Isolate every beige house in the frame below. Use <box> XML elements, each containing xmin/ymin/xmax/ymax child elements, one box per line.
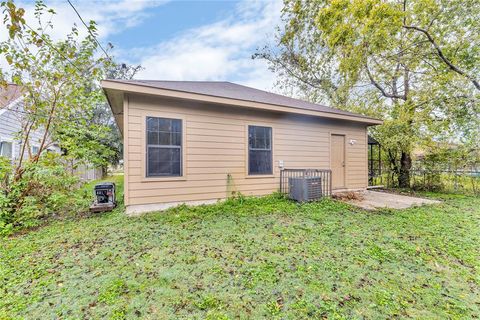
<box><xmin>102</xmin><ymin>80</ymin><xmax>382</xmax><ymax>214</ymax></box>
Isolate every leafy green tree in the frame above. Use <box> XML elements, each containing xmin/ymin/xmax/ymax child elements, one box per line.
<box><xmin>56</xmin><ymin>63</ymin><xmax>143</xmax><ymax>173</ymax></box>
<box><xmin>91</xmin><ymin>63</ymin><xmax>143</xmax><ymax>167</ymax></box>
<box><xmin>0</xmin><ymin>0</ymin><xmax>113</xmax><ymax>174</ymax></box>
<box><xmin>0</xmin><ymin>0</ymin><xmax>123</xmax><ymax>229</ymax></box>
<box><xmin>256</xmin><ymin>0</ymin><xmax>479</xmax><ymax>187</ymax></box>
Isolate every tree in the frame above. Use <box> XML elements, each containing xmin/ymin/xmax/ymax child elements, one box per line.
<box><xmin>0</xmin><ymin>0</ymin><xmax>118</xmax><ymax>225</ymax></box>
<box><xmin>57</xmin><ymin>63</ymin><xmax>143</xmax><ymax>173</ymax></box>
<box><xmin>256</xmin><ymin>0</ymin><xmax>479</xmax><ymax>187</ymax></box>
<box><xmin>1</xmin><ymin>0</ymin><xmax>114</xmax><ymax>173</ymax></box>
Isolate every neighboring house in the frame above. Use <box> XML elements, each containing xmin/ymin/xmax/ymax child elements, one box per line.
<box><xmin>0</xmin><ymin>84</ymin><xmax>101</xmax><ymax>181</ymax></box>
<box><xmin>0</xmin><ymin>84</ymin><xmax>48</xmax><ymax>161</ymax></box>
<box><xmin>102</xmin><ymin>80</ymin><xmax>382</xmax><ymax>214</ymax></box>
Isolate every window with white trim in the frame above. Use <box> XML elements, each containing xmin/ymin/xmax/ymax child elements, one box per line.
<box><xmin>248</xmin><ymin>125</ymin><xmax>272</xmax><ymax>175</ymax></box>
<box><xmin>146</xmin><ymin>117</ymin><xmax>182</xmax><ymax>177</ymax></box>
<box><xmin>0</xmin><ymin>141</ymin><xmax>13</xmax><ymax>159</ymax></box>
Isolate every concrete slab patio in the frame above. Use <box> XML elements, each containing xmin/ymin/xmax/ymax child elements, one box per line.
<box><xmin>347</xmin><ymin>190</ymin><xmax>441</xmax><ymax>210</ymax></box>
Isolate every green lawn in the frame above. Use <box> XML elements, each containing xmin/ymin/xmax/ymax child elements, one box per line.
<box><xmin>1</xmin><ymin>176</ymin><xmax>479</xmax><ymax>319</ymax></box>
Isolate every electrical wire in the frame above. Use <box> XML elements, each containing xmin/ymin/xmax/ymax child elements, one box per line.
<box><xmin>23</xmin><ymin>23</ymin><xmax>86</xmax><ymax>74</ymax></box>
<box><xmin>67</xmin><ymin>0</ymin><xmax>112</xmax><ymax>61</ymax></box>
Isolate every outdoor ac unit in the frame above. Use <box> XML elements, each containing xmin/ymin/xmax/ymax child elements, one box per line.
<box><xmin>288</xmin><ymin>176</ymin><xmax>322</xmax><ymax>202</ymax></box>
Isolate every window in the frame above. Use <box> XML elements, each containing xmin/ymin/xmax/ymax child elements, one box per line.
<box><xmin>146</xmin><ymin>117</ymin><xmax>182</xmax><ymax>177</ymax></box>
<box><xmin>32</xmin><ymin>146</ymin><xmax>39</xmax><ymax>155</ymax></box>
<box><xmin>0</xmin><ymin>141</ymin><xmax>13</xmax><ymax>159</ymax></box>
<box><xmin>248</xmin><ymin>125</ymin><xmax>272</xmax><ymax>175</ymax></box>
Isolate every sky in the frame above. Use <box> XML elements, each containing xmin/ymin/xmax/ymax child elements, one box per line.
<box><xmin>1</xmin><ymin>0</ymin><xmax>283</xmax><ymax>91</ymax></box>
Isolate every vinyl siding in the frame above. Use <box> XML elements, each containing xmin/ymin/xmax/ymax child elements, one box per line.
<box><xmin>125</xmin><ymin>93</ymin><xmax>368</xmax><ymax>206</ymax></box>
<box><xmin>0</xmin><ymin>104</ymin><xmax>45</xmax><ymax>160</ymax></box>
<box><xmin>0</xmin><ymin>101</ymin><xmax>101</xmax><ymax>181</ymax></box>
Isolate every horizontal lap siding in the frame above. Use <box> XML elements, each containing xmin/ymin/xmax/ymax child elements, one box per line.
<box><xmin>125</xmin><ymin>94</ymin><xmax>368</xmax><ymax>206</ymax></box>
<box><xmin>1</xmin><ymin>108</ymin><xmax>52</xmax><ymax>160</ymax></box>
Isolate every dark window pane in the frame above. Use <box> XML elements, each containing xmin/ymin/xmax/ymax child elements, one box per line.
<box><xmin>158</xmin><ymin>162</ymin><xmax>173</xmax><ymax>175</ymax></box>
<box><xmin>158</xmin><ymin>118</ymin><xmax>171</xmax><ymax>131</ymax></box>
<box><xmin>147</xmin><ymin>117</ymin><xmax>158</xmax><ymax>131</ymax></box>
<box><xmin>248</xmin><ymin>126</ymin><xmax>272</xmax><ymax>175</ymax></box>
<box><xmin>171</xmin><ymin>148</ymin><xmax>181</xmax><ymax>161</ymax></box>
<box><xmin>249</xmin><ymin>150</ymin><xmax>272</xmax><ymax>174</ymax></box>
<box><xmin>172</xmin><ymin>161</ymin><xmax>181</xmax><ymax>175</ymax></box>
<box><xmin>172</xmin><ymin>120</ymin><xmax>181</xmax><ymax>132</ymax></box>
<box><xmin>172</xmin><ymin>132</ymin><xmax>182</xmax><ymax>146</ymax></box>
<box><xmin>256</xmin><ymin>136</ymin><xmax>266</xmax><ymax>149</ymax></box>
<box><xmin>146</xmin><ymin>117</ymin><xmax>182</xmax><ymax>177</ymax></box>
<box><xmin>159</xmin><ymin>132</ymin><xmax>171</xmax><ymax>145</ymax></box>
<box><xmin>147</xmin><ymin>147</ymin><xmax>181</xmax><ymax>176</ymax></box>
<box><xmin>147</xmin><ymin>131</ymin><xmax>158</xmax><ymax>145</ymax></box>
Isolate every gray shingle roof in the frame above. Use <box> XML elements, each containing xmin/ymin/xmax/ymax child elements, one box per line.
<box><xmin>108</xmin><ymin>80</ymin><xmax>380</xmax><ymax>122</ymax></box>
<box><xmin>0</xmin><ymin>84</ymin><xmax>23</xmax><ymax>108</ymax></box>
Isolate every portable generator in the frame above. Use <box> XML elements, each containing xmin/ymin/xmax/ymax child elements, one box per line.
<box><xmin>90</xmin><ymin>182</ymin><xmax>116</xmax><ymax>212</ymax></box>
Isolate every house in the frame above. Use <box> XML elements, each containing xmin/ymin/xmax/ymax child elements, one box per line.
<box><xmin>0</xmin><ymin>84</ymin><xmax>47</xmax><ymax>161</ymax></box>
<box><xmin>102</xmin><ymin>80</ymin><xmax>382</xmax><ymax>214</ymax></box>
<box><xmin>0</xmin><ymin>84</ymin><xmax>102</xmax><ymax>181</ymax></box>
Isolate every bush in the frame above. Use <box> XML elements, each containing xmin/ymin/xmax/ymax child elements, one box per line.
<box><xmin>0</xmin><ymin>154</ymin><xmax>86</xmax><ymax>236</ymax></box>
<box><xmin>411</xmin><ymin>170</ymin><xmax>444</xmax><ymax>191</ymax></box>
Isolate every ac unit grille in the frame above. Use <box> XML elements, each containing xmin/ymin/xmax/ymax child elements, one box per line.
<box><xmin>288</xmin><ymin>177</ymin><xmax>322</xmax><ymax>202</ymax></box>
<box><xmin>308</xmin><ymin>179</ymin><xmax>321</xmax><ymax>199</ymax></box>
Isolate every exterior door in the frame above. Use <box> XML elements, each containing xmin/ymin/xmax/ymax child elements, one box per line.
<box><xmin>331</xmin><ymin>134</ymin><xmax>346</xmax><ymax>189</ymax></box>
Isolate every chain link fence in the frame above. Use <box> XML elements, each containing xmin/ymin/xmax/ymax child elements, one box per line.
<box><xmin>370</xmin><ymin>168</ymin><xmax>480</xmax><ymax>196</ymax></box>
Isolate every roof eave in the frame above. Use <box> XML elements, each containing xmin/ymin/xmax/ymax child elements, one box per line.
<box><xmin>101</xmin><ymin>80</ymin><xmax>383</xmax><ymax>126</ymax></box>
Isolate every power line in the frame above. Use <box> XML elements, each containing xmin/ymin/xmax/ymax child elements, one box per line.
<box><xmin>23</xmin><ymin>23</ymin><xmax>86</xmax><ymax>74</ymax></box>
<box><xmin>67</xmin><ymin>0</ymin><xmax>112</xmax><ymax>61</ymax></box>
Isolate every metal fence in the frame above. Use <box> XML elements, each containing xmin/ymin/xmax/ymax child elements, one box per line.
<box><xmin>371</xmin><ymin>168</ymin><xmax>480</xmax><ymax>196</ymax></box>
<box><xmin>280</xmin><ymin>168</ymin><xmax>332</xmax><ymax>197</ymax></box>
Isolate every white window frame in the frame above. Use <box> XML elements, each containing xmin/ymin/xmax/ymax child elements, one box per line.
<box><xmin>0</xmin><ymin>137</ymin><xmax>15</xmax><ymax>161</ymax></box>
<box><xmin>31</xmin><ymin>145</ymin><xmax>40</xmax><ymax>156</ymax></box>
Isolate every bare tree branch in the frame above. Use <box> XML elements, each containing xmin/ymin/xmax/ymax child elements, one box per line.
<box><xmin>365</xmin><ymin>62</ymin><xmax>407</xmax><ymax>100</ymax></box>
<box><xmin>256</xmin><ymin>51</ymin><xmax>322</xmax><ymax>91</ymax></box>
<box><xmin>403</xmin><ymin>24</ymin><xmax>480</xmax><ymax>91</ymax></box>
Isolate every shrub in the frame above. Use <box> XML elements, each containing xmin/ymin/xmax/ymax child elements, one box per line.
<box><xmin>412</xmin><ymin>170</ymin><xmax>444</xmax><ymax>191</ymax></box>
<box><xmin>0</xmin><ymin>154</ymin><xmax>85</xmax><ymax>235</ymax></box>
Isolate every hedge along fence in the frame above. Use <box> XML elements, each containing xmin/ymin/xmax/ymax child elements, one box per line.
<box><xmin>410</xmin><ymin>170</ymin><xmax>480</xmax><ymax>195</ymax></box>
<box><xmin>371</xmin><ymin>169</ymin><xmax>480</xmax><ymax>196</ymax></box>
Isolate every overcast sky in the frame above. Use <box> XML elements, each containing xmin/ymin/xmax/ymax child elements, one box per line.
<box><xmin>0</xmin><ymin>0</ymin><xmax>282</xmax><ymax>90</ymax></box>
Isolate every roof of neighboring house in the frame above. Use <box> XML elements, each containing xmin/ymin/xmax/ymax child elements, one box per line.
<box><xmin>0</xmin><ymin>84</ymin><xmax>23</xmax><ymax>109</ymax></box>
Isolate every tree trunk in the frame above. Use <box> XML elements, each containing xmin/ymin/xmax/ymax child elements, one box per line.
<box><xmin>102</xmin><ymin>166</ymin><xmax>108</xmax><ymax>179</ymax></box>
<box><xmin>398</xmin><ymin>152</ymin><xmax>412</xmax><ymax>188</ymax></box>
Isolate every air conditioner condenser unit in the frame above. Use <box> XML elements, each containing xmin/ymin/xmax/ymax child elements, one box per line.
<box><xmin>288</xmin><ymin>176</ymin><xmax>322</xmax><ymax>202</ymax></box>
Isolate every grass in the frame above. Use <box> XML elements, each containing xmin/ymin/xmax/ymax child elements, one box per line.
<box><xmin>1</xmin><ymin>176</ymin><xmax>479</xmax><ymax>319</ymax></box>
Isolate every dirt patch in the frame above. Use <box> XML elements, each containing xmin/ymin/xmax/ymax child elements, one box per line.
<box><xmin>333</xmin><ymin>191</ymin><xmax>365</xmax><ymax>201</ymax></box>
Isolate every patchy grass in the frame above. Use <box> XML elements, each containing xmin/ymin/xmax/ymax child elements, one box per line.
<box><xmin>1</xmin><ymin>177</ymin><xmax>479</xmax><ymax>319</ymax></box>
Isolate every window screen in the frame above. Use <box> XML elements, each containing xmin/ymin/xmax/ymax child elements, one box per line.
<box><xmin>248</xmin><ymin>125</ymin><xmax>272</xmax><ymax>175</ymax></box>
<box><xmin>0</xmin><ymin>141</ymin><xmax>13</xmax><ymax>159</ymax></box>
<box><xmin>146</xmin><ymin>117</ymin><xmax>182</xmax><ymax>177</ymax></box>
